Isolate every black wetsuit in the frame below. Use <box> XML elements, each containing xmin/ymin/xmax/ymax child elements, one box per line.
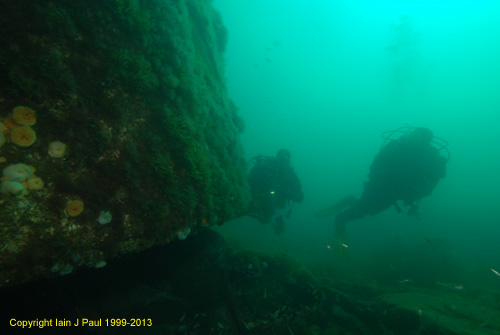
<box><xmin>248</xmin><ymin>156</ymin><xmax>303</xmax><ymax>224</ymax></box>
<box><xmin>336</xmin><ymin>137</ymin><xmax>447</xmax><ymax>226</ymax></box>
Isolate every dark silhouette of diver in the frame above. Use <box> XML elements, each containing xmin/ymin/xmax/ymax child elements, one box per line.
<box><xmin>330</xmin><ymin>127</ymin><xmax>449</xmax><ymax>252</ymax></box>
<box><xmin>248</xmin><ymin>149</ymin><xmax>304</xmax><ymax>234</ymax></box>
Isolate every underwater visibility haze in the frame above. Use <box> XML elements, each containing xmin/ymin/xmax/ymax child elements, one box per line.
<box><xmin>213</xmin><ymin>0</ymin><xmax>500</xmax><ymax>277</ymax></box>
<box><xmin>1</xmin><ymin>0</ymin><xmax>500</xmax><ymax>334</ymax></box>
<box><xmin>213</xmin><ymin>0</ymin><xmax>500</xmax><ymax>332</ymax></box>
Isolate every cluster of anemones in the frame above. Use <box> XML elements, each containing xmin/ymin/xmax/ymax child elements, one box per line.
<box><xmin>1</xmin><ymin>106</ymin><xmax>72</xmax><ymax>213</ymax></box>
<box><xmin>0</xmin><ymin>106</ymin><xmax>38</xmax><ymax>148</ymax></box>
<box><xmin>0</xmin><ymin>106</ymin><xmax>86</xmax><ymax>220</ymax></box>
<box><xmin>0</xmin><ymin>163</ymin><xmax>44</xmax><ymax>196</ymax></box>
<box><xmin>1</xmin><ymin>106</ymin><xmax>68</xmax><ymax>159</ymax></box>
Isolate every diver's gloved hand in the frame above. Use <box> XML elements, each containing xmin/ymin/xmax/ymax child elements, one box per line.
<box><xmin>333</xmin><ymin>223</ymin><xmax>349</xmax><ymax>256</ymax></box>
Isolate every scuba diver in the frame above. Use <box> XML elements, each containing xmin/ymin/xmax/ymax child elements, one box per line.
<box><xmin>248</xmin><ymin>149</ymin><xmax>304</xmax><ymax>234</ymax></box>
<box><xmin>319</xmin><ymin>127</ymin><xmax>449</xmax><ymax>253</ymax></box>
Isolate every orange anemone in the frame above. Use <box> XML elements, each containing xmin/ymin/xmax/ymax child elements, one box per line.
<box><xmin>12</xmin><ymin>106</ymin><xmax>37</xmax><ymax>126</ymax></box>
<box><xmin>65</xmin><ymin>200</ymin><xmax>84</xmax><ymax>217</ymax></box>
<box><xmin>10</xmin><ymin>126</ymin><xmax>36</xmax><ymax>147</ymax></box>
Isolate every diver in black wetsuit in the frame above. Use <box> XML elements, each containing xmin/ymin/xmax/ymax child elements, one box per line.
<box><xmin>334</xmin><ymin>127</ymin><xmax>448</xmax><ymax>248</ymax></box>
<box><xmin>248</xmin><ymin>149</ymin><xmax>304</xmax><ymax>234</ymax></box>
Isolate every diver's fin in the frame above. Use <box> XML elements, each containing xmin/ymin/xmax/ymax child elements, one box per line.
<box><xmin>314</xmin><ymin>196</ymin><xmax>356</xmax><ymax>218</ymax></box>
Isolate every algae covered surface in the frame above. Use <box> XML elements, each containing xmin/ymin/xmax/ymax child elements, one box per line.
<box><xmin>0</xmin><ymin>0</ymin><xmax>249</xmax><ymax>286</ymax></box>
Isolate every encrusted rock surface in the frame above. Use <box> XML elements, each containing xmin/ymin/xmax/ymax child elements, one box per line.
<box><xmin>0</xmin><ymin>0</ymin><xmax>249</xmax><ymax>287</ymax></box>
